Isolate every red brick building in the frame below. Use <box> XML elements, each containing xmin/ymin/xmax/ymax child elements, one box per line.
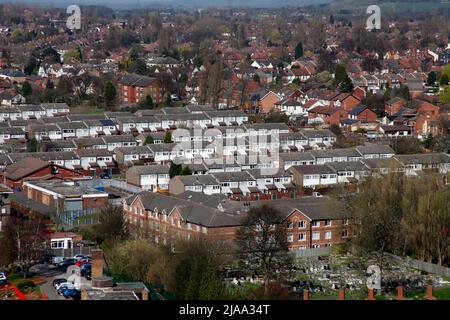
<box><xmin>331</xmin><ymin>93</ymin><xmax>361</xmax><ymax>112</ymax></box>
<box><xmin>2</xmin><ymin>157</ymin><xmax>86</xmax><ymax>189</ymax></box>
<box><xmin>348</xmin><ymin>104</ymin><xmax>378</xmax><ymax>122</ymax></box>
<box><xmin>125</xmin><ymin>192</ymin><xmax>351</xmax><ymax>249</ymax></box>
<box><xmin>119</xmin><ymin>73</ymin><xmax>163</xmax><ymax>104</ymax></box>
<box><xmin>385</xmin><ymin>97</ymin><xmax>408</xmax><ymax>116</ymax></box>
<box><xmin>22</xmin><ymin>180</ymin><xmax>109</xmax><ymax>212</ymax></box>
<box><xmin>308</xmin><ymin>106</ymin><xmax>348</xmax><ymax>126</ymax></box>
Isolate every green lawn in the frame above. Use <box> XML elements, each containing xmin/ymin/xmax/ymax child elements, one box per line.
<box><xmin>70</xmin><ymin>106</ymin><xmax>105</xmax><ymax>114</ymax></box>
<box><xmin>434</xmin><ymin>287</ymin><xmax>450</xmax><ymax>300</ymax></box>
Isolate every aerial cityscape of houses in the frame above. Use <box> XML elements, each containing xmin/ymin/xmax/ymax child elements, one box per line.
<box><xmin>0</xmin><ymin>0</ymin><xmax>449</xmax><ymax>304</ymax></box>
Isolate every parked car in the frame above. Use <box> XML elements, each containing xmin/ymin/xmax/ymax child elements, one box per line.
<box><xmin>75</xmin><ymin>258</ymin><xmax>91</xmax><ymax>267</ymax></box>
<box><xmin>80</xmin><ymin>264</ymin><xmax>91</xmax><ymax>277</ymax></box>
<box><xmin>57</xmin><ymin>284</ymin><xmax>75</xmax><ymax>295</ymax></box>
<box><xmin>52</xmin><ymin>256</ymin><xmax>66</xmax><ymax>265</ymax></box>
<box><xmin>55</xmin><ymin>281</ymin><xmax>74</xmax><ymax>291</ymax></box>
<box><xmin>62</xmin><ymin>288</ymin><xmax>81</xmax><ymax>300</ymax></box>
<box><xmin>0</xmin><ymin>272</ymin><xmax>7</xmax><ymax>285</ymax></box>
<box><xmin>72</xmin><ymin>254</ymin><xmax>86</xmax><ymax>261</ymax></box>
<box><xmin>100</xmin><ymin>172</ymin><xmax>111</xmax><ymax>179</ymax></box>
<box><xmin>52</xmin><ymin>278</ymin><xmax>67</xmax><ymax>288</ymax></box>
<box><xmin>57</xmin><ymin>258</ymin><xmax>76</xmax><ymax>270</ymax></box>
<box><xmin>76</xmin><ymin>240</ymin><xmax>96</xmax><ymax>247</ymax></box>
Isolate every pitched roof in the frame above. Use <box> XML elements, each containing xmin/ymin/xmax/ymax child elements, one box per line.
<box><xmin>4</xmin><ymin>157</ymin><xmax>50</xmax><ymax>180</ymax></box>
<box><xmin>120</xmin><ymin>73</ymin><xmax>158</xmax><ymax>87</ymax></box>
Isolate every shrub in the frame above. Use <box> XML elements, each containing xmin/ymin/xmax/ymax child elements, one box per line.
<box><xmin>16</xmin><ymin>280</ymin><xmax>36</xmax><ymax>292</ymax></box>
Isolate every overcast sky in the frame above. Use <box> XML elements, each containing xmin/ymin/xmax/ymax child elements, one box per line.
<box><xmin>0</xmin><ymin>0</ymin><xmax>332</xmax><ymax>10</ymax></box>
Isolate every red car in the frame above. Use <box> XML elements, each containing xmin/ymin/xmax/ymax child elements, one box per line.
<box><xmin>75</xmin><ymin>259</ymin><xmax>91</xmax><ymax>267</ymax></box>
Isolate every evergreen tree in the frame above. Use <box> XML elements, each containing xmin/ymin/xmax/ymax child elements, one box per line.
<box><xmin>169</xmin><ymin>161</ymin><xmax>182</xmax><ymax>178</ymax></box>
<box><xmin>427</xmin><ymin>71</ymin><xmax>437</xmax><ymax>85</ymax></box>
<box><xmin>339</xmin><ymin>74</ymin><xmax>354</xmax><ymax>93</ymax></box>
<box><xmin>163</xmin><ymin>130</ymin><xmax>172</xmax><ymax>143</ymax></box>
<box><xmin>294</xmin><ymin>42</ymin><xmax>304</xmax><ymax>59</ymax></box>
<box><xmin>198</xmin><ymin>265</ymin><xmax>226</xmax><ymax>300</ymax></box>
<box><xmin>144</xmin><ymin>135</ymin><xmax>154</xmax><ymax>145</ymax></box>
<box><xmin>104</xmin><ymin>81</ymin><xmax>117</xmax><ymax>107</ymax></box>
<box><xmin>22</xmin><ymin>81</ymin><xmax>32</xmax><ymax>96</ymax></box>
<box><xmin>181</xmin><ymin>166</ymin><xmax>192</xmax><ymax>176</ymax></box>
<box><xmin>140</xmin><ymin>94</ymin><xmax>154</xmax><ymax>109</ymax></box>
<box><xmin>333</xmin><ymin>64</ymin><xmax>347</xmax><ymax>85</ymax></box>
<box><xmin>27</xmin><ymin>138</ymin><xmax>38</xmax><ymax>152</ymax></box>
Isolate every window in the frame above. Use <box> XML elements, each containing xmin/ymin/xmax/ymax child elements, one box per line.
<box><xmin>287</xmin><ymin>222</ymin><xmax>293</xmax><ymax>229</ymax></box>
<box><xmin>324</xmin><ymin>220</ymin><xmax>332</xmax><ymax>226</ymax></box>
<box><xmin>312</xmin><ymin>232</ymin><xmax>320</xmax><ymax>240</ymax></box>
<box><xmin>298</xmin><ymin>221</ymin><xmax>306</xmax><ymax>228</ymax></box>
<box><xmin>342</xmin><ymin>229</ymin><xmax>348</xmax><ymax>238</ymax></box>
<box><xmin>312</xmin><ymin>244</ymin><xmax>320</xmax><ymax>248</ymax></box>
<box><xmin>298</xmin><ymin>233</ymin><xmax>305</xmax><ymax>241</ymax></box>
<box><xmin>325</xmin><ymin>231</ymin><xmax>332</xmax><ymax>239</ymax></box>
<box><xmin>311</xmin><ymin>221</ymin><xmax>320</xmax><ymax>227</ymax></box>
<box><xmin>287</xmin><ymin>234</ymin><xmax>293</xmax><ymax>242</ymax></box>
<box><xmin>51</xmin><ymin>240</ymin><xmax>65</xmax><ymax>249</ymax></box>
<box><xmin>342</xmin><ymin>219</ymin><xmax>349</xmax><ymax>225</ymax></box>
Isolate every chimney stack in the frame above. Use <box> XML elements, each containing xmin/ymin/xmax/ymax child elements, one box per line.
<box><xmin>91</xmin><ymin>249</ymin><xmax>104</xmax><ymax>279</ymax></box>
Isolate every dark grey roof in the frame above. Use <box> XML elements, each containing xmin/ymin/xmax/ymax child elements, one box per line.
<box><xmin>394</xmin><ymin>153</ymin><xmax>450</xmax><ymax>165</ymax></box>
<box><xmin>127</xmin><ymin>191</ymin><xmax>241</xmax><ymax>227</ymax></box>
<box><xmin>326</xmin><ymin>161</ymin><xmax>369</xmax><ymax>172</ymax></box>
<box><xmin>129</xmin><ymin>164</ymin><xmax>170</xmax><ymax>174</ymax></box>
<box><xmin>246</xmin><ymin>168</ymin><xmax>291</xmax><ymax>179</ymax></box>
<box><xmin>57</xmin><ymin>122</ymin><xmax>88</xmax><ymax>130</ymax></box>
<box><xmin>252</xmin><ymin>196</ymin><xmax>348</xmax><ymax>220</ymax></box>
<box><xmin>212</xmin><ymin>171</ymin><xmax>254</xmax><ymax>182</ymax></box>
<box><xmin>115</xmin><ymin>146</ymin><xmax>153</xmax><ymax>155</ymax></box>
<box><xmin>355</xmin><ymin>144</ymin><xmax>395</xmax><ymax>155</ymax></box>
<box><xmin>279</xmin><ymin>152</ymin><xmax>315</xmax><ymax>162</ymax></box>
<box><xmin>311</xmin><ymin>148</ymin><xmax>361</xmax><ymax>159</ymax></box>
<box><xmin>289</xmin><ymin>165</ymin><xmax>336</xmax><ymax>175</ymax></box>
<box><xmin>361</xmin><ymin>158</ymin><xmax>402</xmax><ymax>169</ymax></box>
<box><xmin>174</xmin><ymin>174</ymin><xmax>219</xmax><ymax>185</ymax></box>
<box><xmin>101</xmin><ymin>135</ymin><xmax>137</xmax><ymax>143</ymax></box>
<box><xmin>299</xmin><ymin>129</ymin><xmax>335</xmax><ymax>139</ymax></box>
<box><xmin>120</xmin><ymin>73</ymin><xmax>158</xmax><ymax>87</ymax></box>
